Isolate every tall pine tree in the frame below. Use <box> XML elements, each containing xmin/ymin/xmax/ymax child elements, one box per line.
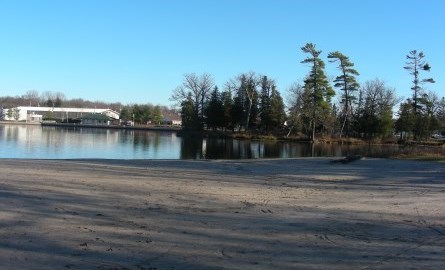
<box><xmin>404</xmin><ymin>50</ymin><xmax>435</xmax><ymax>114</ymax></box>
<box><xmin>301</xmin><ymin>43</ymin><xmax>335</xmax><ymax>142</ymax></box>
<box><xmin>328</xmin><ymin>51</ymin><xmax>360</xmax><ymax>138</ymax></box>
<box><xmin>404</xmin><ymin>50</ymin><xmax>435</xmax><ymax>139</ymax></box>
<box><xmin>205</xmin><ymin>86</ymin><xmax>224</xmax><ymax>130</ymax></box>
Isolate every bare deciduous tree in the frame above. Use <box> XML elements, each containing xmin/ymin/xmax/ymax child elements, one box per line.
<box><xmin>170</xmin><ymin>73</ymin><xmax>214</xmax><ymax>129</ymax></box>
<box><xmin>23</xmin><ymin>90</ymin><xmax>40</xmax><ymax>106</ymax></box>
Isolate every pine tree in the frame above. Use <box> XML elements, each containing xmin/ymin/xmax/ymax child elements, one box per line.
<box><xmin>181</xmin><ymin>93</ymin><xmax>198</xmax><ymax>130</ymax></box>
<box><xmin>231</xmin><ymin>80</ymin><xmax>246</xmax><ymax>132</ymax></box>
<box><xmin>221</xmin><ymin>90</ymin><xmax>233</xmax><ymax>131</ymax></box>
<box><xmin>404</xmin><ymin>50</ymin><xmax>435</xmax><ymax>139</ymax></box>
<box><xmin>153</xmin><ymin>105</ymin><xmax>163</xmax><ymax>125</ymax></box>
<box><xmin>301</xmin><ymin>43</ymin><xmax>335</xmax><ymax>142</ymax></box>
<box><xmin>259</xmin><ymin>76</ymin><xmax>272</xmax><ymax>132</ymax></box>
<box><xmin>205</xmin><ymin>86</ymin><xmax>224</xmax><ymax>130</ymax></box>
<box><xmin>404</xmin><ymin>50</ymin><xmax>435</xmax><ymax>114</ymax></box>
<box><xmin>269</xmin><ymin>85</ymin><xmax>286</xmax><ymax>131</ymax></box>
<box><xmin>228</xmin><ymin>73</ymin><xmax>259</xmax><ymax>132</ymax></box>
<box><xmin>328</xmin><ymin>51</ymin><xmax>360</xmax><ymax>138</ymax></box>
<box><xmin>120</xmin><ymin>107</ymin><xmax>131</xmax><ymax>121</ymax></box>
<box><xmin>438</xmin><ymin>97</ymin><xmax>445</xmax><ymax>135</ymax></box>
<box><xmin>395</xmin><ymin>100</ymin><xmax>415</xmax><ymax>140</ymax></box>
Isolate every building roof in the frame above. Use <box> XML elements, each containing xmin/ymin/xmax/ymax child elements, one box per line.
<box><xmin>81</xmin><ymin>113</ymin><xmax>112</xmax><ymax>121</ymax></box>
<box><xmin>15</xmin><ymin>106</ymin><xmax>120</xmax><ymax>119</ymax></box>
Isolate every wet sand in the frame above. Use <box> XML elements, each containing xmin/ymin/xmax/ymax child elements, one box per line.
<box><xmin>0</xmin><ymin>158</ymin><xmax>444</xmax><ymax>269</ymax></box>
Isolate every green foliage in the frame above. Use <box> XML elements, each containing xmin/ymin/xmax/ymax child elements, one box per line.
<box><xmin>153</xmin><ymin>105</ymin><xmax>163</xmax><ymax>125</ymax></box>
<box><xmin>205</xmin><ymin>86</ymin><xmax>224</xmax><ymax>130</ymax></box>
<box><xmin>181</xmin><ymin>93</ymin><xmax>199</xmax><ymax>130</ymax></box>
<box><xmin>355</xmin><ymin>79</ymin><xmax>397</xmax><ymax>139</ymax></box>
<box><xmin>259</xmin><ymin>76</ymin><xmax>286</xmax><ymax>132</ymax></box>
<box><xmin>228</xmin><ymin>73</ymin><xmax>259</xmax><ymax>131</ymax></box>
<box><xmin>269</xmin><ymin>86</ymin><xmax>286</xmax><ymax>130</ymax></box>
<box><xmin>328</xmin><ymin>51</ymin><xmax>360</xmax><ymax>137</ymax></box>
<box><xmin>6</xmin><ymin>108</ymin><xmax>13</xmax><ymax>119</ymax></box>
<box><xmin>12</xmin><ymin>107</ymin><xmax>21</xmax><ymax>121</ymax></box>
<box><xmin>120</xmin><ymin>107</ymin><xmax>131</xmax><ymax>121</ymax></box>
<box><xmin>438</xmin><ymin>97</ymin><xmax>445</xmax><ymax>134</ymax></box>
<box><xmin>395</xmin><ymin>100</ymin><xmax>415</xmax><ymax>140</ymax></box>
<box><xmin>43</xmin><ymin>111</ymin><xmax>53</xmax><ymax>120</ymax></box>
<box><xmin>404</xmin><ymin>50</ymin><xmax>436</xmax><ymax>139</ymax></box>
<box><xmin>221</xmin><ymin>90</ymin><xmax>233</xmax><ymax>131</ymax></box>
<box><xmin>301</xmin><ymin>43</ymin><xmax>335</xmax><ymax>141</ymax></box>
<box><xmin>167</xmin><ymin>46</ymin><xmax>444</xmax><ymax>142</ymax></box>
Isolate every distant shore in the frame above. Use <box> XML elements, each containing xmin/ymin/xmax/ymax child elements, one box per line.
<box><xmin>41</xmin><ymin>122</ymin><xmax>181</xmax><ymax>132</ymax></box>
<box><xmin>1</xmin><ymin>158</ymin><xmax>444</xmax><ymax>269</ymax></box>
<box><xmin>0</xmin><ymin>121</ymin><xmax>181</xmax><ymax>132</ymax></box>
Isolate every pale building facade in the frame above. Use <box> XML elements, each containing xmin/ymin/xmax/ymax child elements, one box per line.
<box><xmin>3</xmin><ymin>106</ymin><xmax>120</xmax><ymax>122</ymax></box>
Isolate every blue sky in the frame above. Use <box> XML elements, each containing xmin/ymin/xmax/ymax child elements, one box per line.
<box><xmin>0</xmin><ymin>0</ymin><xmax>444</xmax><ymax>106</ymax></box>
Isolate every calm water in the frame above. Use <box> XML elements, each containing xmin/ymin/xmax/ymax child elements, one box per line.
<box><xmin>0</xmin><ymin>124</ymin><xmax>415</xmax><ymax>159</ymax></box>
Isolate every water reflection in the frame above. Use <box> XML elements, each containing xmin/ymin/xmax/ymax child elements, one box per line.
<box><xmin>178</xmin><ymin>136</ymin><xmax>387</xmax><ymax>159</ymax></box>
<box><xmin>0</xmin><ymin>125</ymin><xmax>181</xmax><ymax>159</ymax></box>
<box><xmin>1</xmin><ymin>124</ymin><xmax>440</xmax><ymax>159</ymax></box>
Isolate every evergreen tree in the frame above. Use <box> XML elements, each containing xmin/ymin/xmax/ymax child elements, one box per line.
<box><xmin>227</xmin><ymin>73</ymin><xmax>259</xmax><ymax>132</ymax></box>
<box><xmin>231</xmin><ymin>86</ymin><xmax>245</xmax><ymax>132</ymax></box>
<box><xmin>221</xmin><ymin>90</ymin><xmax>233</xmax><ymax>131</ymax></box>
<box><xmin>132</xmin><ymin>104</ymin><xmax>144</xmax><ymax>124</ymax></box>
<box><xmin>269</xmin><ymin>85</ymin><xmax>286</xmax><ymax>131</ymax></box>
<box><xmin>181</xmin><ymin>93</ymin><xmax>199</xmax><ymax>130</ymax></box>
<box><xmin>395</xmin><ymin>100</ymin><xmax>415</xmax><ymax>140</ymax></box>
<box><xmin>120</xmin><ymin>107</ymin><xmax>131</xmax><ymax>121</ymax></box>
<box><xmin>143</xmin><ymin>105</ymin><xmax>153</xmax><ymax>124</ymax></box>
<box><xmin>6</xmin><ymin>108</ymin><xmax>13</xmax><ymax>120</ymax></box>
<box><xmin>437</xmin><ymin>97</ymin><xmax>445</xmax><ymax>134</ymax></box>
<box><xmin>205</xmin><ymin>86</ymin><xmax>224</xmax><ymax>130</ymax></box>
<box><xmin>404</xmin><ymin>50</ymin><xmax>435</xmax><ymax>139</ymax></box>
<box><xmin>404</xmin><ymin>50</ymin><xmax>435</xmax><ymax>114</ymax></box>
<box><xmin>259</xmin><ymin>76</ymin><xmax>273</xmax><ymax>132</ymax></box>
<box><xmin>12</xmin><ymin>107</ymin><xmax>21</xmax><ymax>121</ymax></box>
<box><xmin>328</xmin><ymin>51</ymin><xmax>360</xmax><ymax>138</ymax></box>
<box><xmin>153</xmin><ymin>105</ymin><xmax>163</xmax><ymax>125</ymax></box>
<box><xmin>301</xmin><ymin>43</ymin><xmax>335</xmax><ymax>142</ymax></box>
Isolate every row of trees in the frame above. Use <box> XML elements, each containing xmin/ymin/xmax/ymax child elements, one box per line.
<box><xmin>172</xmin><ymin>44</ymin><xmax>444</xmax><ymax>141</ymax></box>
<box><xmin>119</xmin><ymin>104</ymin><xmax>165</xmax><ymax>125</ymax></box>
<box><xmin>1</xmin><ymin>90</ymin><xmax>122</xmax><ymax>112</ymax></box>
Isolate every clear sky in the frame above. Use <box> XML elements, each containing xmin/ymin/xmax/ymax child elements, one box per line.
<box><xmin>0</xmin><ymin>0</ymin><xmax>444</xmax><ymax>107</ymax></box>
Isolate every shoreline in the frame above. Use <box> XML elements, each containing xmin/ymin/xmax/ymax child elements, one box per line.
<box><xmin>1</xmin><ymin>158</ymin><xmax>444</xmax><ymax>269</ymax></box>
<box><xmin>0</xmin><ymin>121</ymin><xmax>181</xmax><ymax>132</ymax></box>
<box><xmin>2</xmin><ymin>121</ymin><xmax>443</xmax><ymax>146</ymax></box>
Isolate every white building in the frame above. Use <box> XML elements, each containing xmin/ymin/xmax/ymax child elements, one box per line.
<box><xmin>3</xmin><ymin>106</ymin><xmax>120</xmax><ymax>122</ymax></box>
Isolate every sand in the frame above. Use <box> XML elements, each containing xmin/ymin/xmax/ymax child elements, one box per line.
<box><xmin>0</xmin><ymin>158</ymin><xmax>444</xmax><ymax>270</ymax></box>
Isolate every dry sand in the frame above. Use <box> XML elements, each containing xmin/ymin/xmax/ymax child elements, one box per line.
<box><xmin>0</xmin><ymin>158</ymin><xmax>444</xmax><ymax>270</ymax></box>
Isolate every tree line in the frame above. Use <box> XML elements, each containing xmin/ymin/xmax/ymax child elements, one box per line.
<box><xmin>171</xmin><ymin>72</ymin><xmax>286</xmax><ymax>134</ymax></box>
<box><xmin>171</xmin><ymin>43</ymin><xmax>444</xmax><ymax>141</ymax></box>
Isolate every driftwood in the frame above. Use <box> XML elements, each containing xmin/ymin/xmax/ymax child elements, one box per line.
<box><xmin>331</xmin><ymin>155</ymin><xmax>362</xmax><ymax>164</ymax></box>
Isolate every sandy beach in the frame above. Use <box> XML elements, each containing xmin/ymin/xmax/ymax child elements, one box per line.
<box><xmin>0</xmin><ymin>158</ymin><xmax>444</xmax><ymax>270</ymax></box>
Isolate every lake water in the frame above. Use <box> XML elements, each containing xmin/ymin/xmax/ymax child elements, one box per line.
<box><xmin>0</xmin><ymin>124</ymin><xmax>428</xmax><ymax>159</ymax></box>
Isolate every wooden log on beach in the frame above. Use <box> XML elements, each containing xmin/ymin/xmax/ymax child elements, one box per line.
<box><xmin>331</xmin><ymin>155</ymin><xmax>362</xmax><ymax>164</ymax></box>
